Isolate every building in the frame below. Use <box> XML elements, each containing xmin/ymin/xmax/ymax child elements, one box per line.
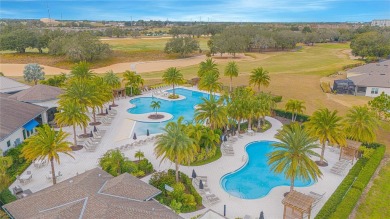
<box><xmin>0</xmin><ymin>77</ymin><xmax>30</xmax><ymax>94</ymax></box>
<box><xmin>3</xmin><ymin>168</ymin><xmax>181</xmax><ymax>219</ymax></box>
<box><xmin>0</xmin><ymin>84</ymin><xmax>64</xmax><ymax>152</ymax></box>
<box><xmin>346</xmin><ymin>60</ymin><xmax>390</xmax><ymax>97</ymax></box>
<box><xmin>0</xmin><ymin>97</ymin><xmax>46</xmax><ymax>152</ymax></box>
<box><xmin>371</xmin><ymin>19</ymin><xmax>390</xmax><ymax>27</ymax></box>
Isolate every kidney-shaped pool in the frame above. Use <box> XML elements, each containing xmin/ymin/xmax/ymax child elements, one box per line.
<box><xmin>220</xmin><ymin>141</ymin><xmax>313</xmax><ymax>199</ymax></box>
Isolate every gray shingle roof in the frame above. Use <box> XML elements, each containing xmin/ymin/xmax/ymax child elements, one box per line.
<box><xmin>8</xmin><ymin>84</ymin><xmax>64</xmax><ymax>103</ymax></box>
<box><xmin>0</xmin><ymin>97</ymin><xmax>47</xmax><ymax>140</ymax></box>
<box><xmin>0</xmin><ymin>76</ymin><xmax>30</xmax><ymax>94</ymax></box>
<box><xmin>3</xmin><ymin>168</ymin><xmax>181</xmax><ymax>219</ymax></box>
<box><xmin>347</xmin><ymin>60</ymin><xmax>390</xmax><ymax>88</ymax></box>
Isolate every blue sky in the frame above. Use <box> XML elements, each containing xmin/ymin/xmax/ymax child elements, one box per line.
<box><xmin>1</xmin><ymin>0</ymin><xmax>389</xmax><ymax>22</ymax></box>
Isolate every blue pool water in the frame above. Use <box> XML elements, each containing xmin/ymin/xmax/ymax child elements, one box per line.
<box><xmin>128</xmin><ymin>88</ymin><xmax>211</xmax><ymax>135</ymax></box>
<box><xmin>220</xmin><ymin>141</ymin><xmax>313</xmax><ymax>199</ymax></box>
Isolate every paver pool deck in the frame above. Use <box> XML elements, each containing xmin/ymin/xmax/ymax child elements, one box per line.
<box><xmin>9</xmin><ymin>87</ymin><xmax>353</xmax><ymax>219</ymax></box>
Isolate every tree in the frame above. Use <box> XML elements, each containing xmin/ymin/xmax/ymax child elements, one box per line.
<box><xmin>350</xmin><ymin>31</ymin><xmax>390</xmax><ymax>59</ymax></box>
<box><xmin>368</xmin><ymin>92</ymin><xmax>390</xmax><ymax>120</ymax></box>
<box><xmin>122</xmin><ymin>70</ymin><xmax>144</xmax><ymax>96</ymax></box>
<box><xmin>154</xmin><ymin>117</ymin><xmax>196</xmax><ymax>182</ymax></box>
<box><xmin>23</xmin><ymin>63</ymin><xmax>45</xmax><ymax>85</ymax></box>
<box><xmin>267</xmin><ymin>123</ymin><xmax>322</xmax><ymax>192</ymax></box>
<box><xmin>69</xmin><ymin>61</ymin><xmax>94</xmax><ymax>80</ymax></box>
<box><xmin>305</xmin><ymin>108</ymin><xmax>346</xmax><ymax>166</ymax></box>
<box><xmin>224</xmin><ymin>61</ymin><xmax>239</xmax><ymax>92</ymax></box>
<box><xmin>40</xmin><ymin>73</ymin><xmax>67</xmax><ymax>87</ymax></box>
<box><xmin>344</xmin><ymin>106</ymin><xmax>379</xmax><ymax>143</ymax></box>
<box><xmin>198</xmin><ymin>58</ymin><xmax>218</xmax><ymax>78</ymax></box>
<box><xmin>21</xmin><ymin>125</ymin><xmax>73</xmax><ymax>185</ymax></box>
<box><xmin>0</xmin><ymin>155</ymin><xmax>13</xmax><ymax>190</ymax></box>
<box><xmin>195</xmin><ymin>96</ymin><xmax>227</xmax><ymax>130</ymax></box>
<box><xmin>198</xmin><ymin>71</ymin><xmax>222</xmax><ymax>96</ymax></box>
<box><xmin>285</xmin><ymin>99</ymin><xmax>306</xmax><ymax>122</ymax></box>
<box><xmin>162</xmin><ymin>67</ymin><xmax>184</xmax><ymax>97</ymax></box>
<box><xmin>150</xmin><ymin>100</ymin><xmax>161</xmax><ymax>116</ymax></box>
<box><xmin>164</xmin><ymin>37</ymin><xmax>199</xmax><ymax>57</ymax></box>
<box><xmin>254</xmin><ymin>92</ymin><xmax>275</xmax><ymax>129</ymax></box>
<box><xmin>249</xmin><ymin>67</ymin><xmax>270</xmax><ymax>92</ymax></box>
<box><xmin>135</xmin><ymin>150</ymin><xmax>145</xmax><ymax>162</ymax></box>
<box><xmin>99</xmin><ymin>149</ymin><xmax>131</xmax><ymax>176</ymax></box>
<box><xmin>103</xmin><ymin>70</ymin><xmax>121</xmax><ymax>106</ymax></box>
<box><xmin>55</xmin><ymin>99</ymin><xmax>89</xmax><ymax>147</ymax></box>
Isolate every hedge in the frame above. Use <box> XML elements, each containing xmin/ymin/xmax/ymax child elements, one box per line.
<box><xmin>0</xmin><ymin>189</ymin><xmax>16</xmax><ymax>206</ymax></box>
<box><xmin>315</xmin><ymin>145</ymin><xmax>385</xmax><ymax>219</ymax></box>
<box><xmin>273</xmin><ymin>109</ymin><xmax>310</xmax><ymax>122</ymax></box>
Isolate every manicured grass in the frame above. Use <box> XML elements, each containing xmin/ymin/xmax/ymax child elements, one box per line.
<box><xmin>355</xmin><ymin>161</ymin><xmax>390</xmax><ymax>219</ymax></box>
<box><xmin>187</xmin><ymin>147</ymin><xmax>222</xmax><ymax>166</ymax></box>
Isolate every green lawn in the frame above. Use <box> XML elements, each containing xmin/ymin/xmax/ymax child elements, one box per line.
<box><xmin>355</xmin><ymin>161</ymin><xmax>390</xmax><ymax>219</ymax></box>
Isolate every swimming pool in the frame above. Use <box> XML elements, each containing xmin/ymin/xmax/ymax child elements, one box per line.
<box><xmin>220</xmin><ymin>141</ymin><xmax>313</xmax><ymax>199</ymax></box>
<box><xmin>128</xmin><ymin>88</ymin><xmax>211</xmax><ymax>135</ymax></box>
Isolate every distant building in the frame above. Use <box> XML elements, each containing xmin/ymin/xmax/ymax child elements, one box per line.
<box><xmin>371</xmin><ymin>19</ymin><xmax>390</xmax><ymax>27</ymax></box>
<box><xmin>3</xmin><ymin>168</ymin><xmax>181</xmax><ymax>219</ymax></box>
<box><xmin>347</xmin><ymin>60</ymin><xmax>390</xmax><ymax>97</ymax></box>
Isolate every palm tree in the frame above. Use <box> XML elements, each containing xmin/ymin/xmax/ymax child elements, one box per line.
<box><xmin>249</xmin><ymin>67</ymin><xmax>270</xmax><ymax>92</ymax></box>
<box><xmin>305</xmin><ymin>108</ymin><xmax>346</xmax><ymax>166</ymax></box>
<box><xmin>122</xmin><ymin>70</ymin><xmax>144</xmax><ymax>96</ymax></box>
<box><xmin>198</xmin><ymin>58</ymin><xmax>218</xmax><ymax>78</ymax></box>
<box><xmin>162</xmin><ymin>67</ymin><xmax>183</xmax><ymax>96</ymax></box>
<box><xmin>103</xmin><ymin>70</ymin><xmax>121</xmax><ymax>106</ymax></box>
<box><xmin>150</xmin><ymin>100</ymin><xmax>161</xmax><ymax>116</ymax></box>
<box><xmin>55</xmin><ymin>100</ymin><xmax>90</xmax><ymax>147</ymax></box>
<box><xmin>285</xmin><ymin>99</ymin><xmax>306</xmax><ymax>122</ymax></box>
<box><xmin>99</xmin><ymin>149</ymin><xmax>128</xmax><ymax>176</ymax></box>
<box><xmin>0</xmin><ymin>155</ymin><xmax>13</xmax><ymax>190</ymax></box>
<box><xmin>21</xmin><ymin>125</ymin><xmax>73</xmax><ymax>185</ymax></box>
<box><xmin>344</xmin><ymin>106</ymin><xmax>379</xmax><ymax>143</ymax></box>
<box><xmin>254</xmin><ymin>92</ymin><xmax>275</xmax><ymax>129</ymax></box>
<box><xmin>267</xmin><ymin>123</ymin><xmax>322</xmax><ymax>192</ymax></box>
<box><xmin>224</xmin><ymin>61</ymin><xmax>239</xmax><ymax>92</ymax></box>
<box><xmin>195</xmin><ymin>96</ymin><xmax>227</xmax><ymax>130</ymax></box>
<box><xmin>198</xmin><ymin>71</ymin><xmax>222</xmax><ymax>97</ymax></box>
<box><xmin>135</xmin><ymin>150</ymin><xmax>145</xmax><ymax>162</ymax></box>
<box><xmin>69</xmin><ymin>61</ymin><xmax>94</xmax><ymax>80</ymax></box>
<box><xmin>154</xmin><ymin>117</ymin><xmax>196</xmax><ymax>182</ymax></box>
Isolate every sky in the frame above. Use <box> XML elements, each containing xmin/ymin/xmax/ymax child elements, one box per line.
<box><xmin>0</xmin><ymin>0</ymin><xmax>389</xmax><ymax>22</ymax></box>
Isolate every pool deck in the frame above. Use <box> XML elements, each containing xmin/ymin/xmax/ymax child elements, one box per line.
<box><xmin>9</xmin><ymin>86</ymin><xmax>353</xmax><ymax>219</ymax></box>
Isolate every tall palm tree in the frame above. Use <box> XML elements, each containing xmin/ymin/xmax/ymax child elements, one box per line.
<box><xmin>135</xmin><ymin>150</ymin><xmax>145</xmax><ymax>162</ymax></box>
<box><xmin>122</xmin><ymin>70</ymin><xmax>144</xmax><ymax>96</ymax></box>
<box><xmin>55</xmin><ymin>100</ymin><xmax>90</xmax><ymax>147</ymax></box>
<box><xmin>224</xmin><ymin>61</ymin><xmax>239</xmax><ymax>92</ymax></box>
<box><xmin>198</xmin><ymin>71</ymin><xmax>222</xmax><ymax>97</ymax></box>
<box><xmin>305</xmin><ymin>108</ymin><xmax>346</xmax><ymax>166</ymax></box>
<box><xmin>162</xmin><ymin>67</ymin><xmax>183</xmax><ymax>96</ymax></box>
<box><xmin>254</xmin><ymin>92</ymin><xmax>275</xmax><ymax>129</ymax></box>
<box><xmin>21</xmin><ymin>125</ymin><xmax>73</xmax><ymax>185</ymax></box>
<box><xmin>267</xmin><ymin>123</ymin><xmax>322</xmax><ymax>192</ymax></box>
<box><xmin>154</xmin><ymin>117</ymin><xmax>196</xmax><ymax>182</ymax></box>
<box><xmin>195</xmin><ymin>96</ymin><xmax>227</xmax><ymax>130</ymax></box>
<box><xmin>103</xmin><ymin>70</ymin><xmax>121</xmax><ymax>106</ymax></box>
<box><xmin>0</xmin><ymin>155</ymin><xmax>13</xmax><ymax>190</ymax></box>
<box><xmin>92</xmin><ymin>77</ymin><xmax>112</xmax><ymax>122</ymax></box>
<box><xmin>285</xmin><ymin>99</ymin><xmax>306</xmax><ymax>122</ymax></box>
<box><xmin>69</xmin><ymin>61</ymin><xmax>94</xmax><ymax>80</ymax></box>
<box><xmin>198</xmin><ymin>58</ymin><xmax>218</xmax><ymax>78</ymax></box>
<box><xmin>150</xmin><ymin>100</ymin><xmax>161</xmax><ymax>116</ymax></box>
<box><xmin>344</xmin><ymin>106</ymin><xmax>379</xmax><ymax>143</ymax></box>
<box><xmin>249</xmin><ymin>67</ymin><xmax>270</xmax><ymax>92</ymax></box>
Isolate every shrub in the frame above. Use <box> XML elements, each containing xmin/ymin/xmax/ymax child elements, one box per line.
<box><xmin>329</xmin><ymin>188</ymin><xmax>362</xmax><ymax>219</ymax></box>
<box><xmin>273</xmin><ymin>109</ymin><xmax>309</xmax><ymax>122</ymax></box>
<box><xmin>138</xmin><ymin>159</ymin><xmax>153</xmax><ymax>174</ymax></box>
<box><xmin>272</xmin><ymin>95</ymin><xmax>283</xmax><ymax>103</ymax></box>
<box><xmin>0</xmin><ymin>189</ymin><xmax>16</xmax><ymax>205</ymax></box>
<box><xmin>320</xmin><ymin>82</ymin><xmax>332</xmax><ymax>93</ymax></box>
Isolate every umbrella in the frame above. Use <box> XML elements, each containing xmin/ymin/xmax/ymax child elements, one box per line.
<box><xmin>90</xmin><ymin>131</ymin><xmax>93</xmax><ymax>137</ymax></box>
<box><xmin>133</xmin><ymin>133</ymin><xmax>137</xmax><ymax>140</ymax></box>
<box><xmin>223</xmin><ymin>135</ymin><xmax>228</xmax><ymax>142</ymax></box>
<box><xmin>109</xmin><ymin>105</ymin><xmax>112</xmax><ymax>110</ymax></box>
<box><xmin>260</xmin><ymin>211</ymin><xmax>264</xmax><ymax>219</ymax></box>
<box><xmin>146</xmin><ymin>129</ymin><xmax>150</xmax><ymax>136</ymax></box>
<box><xmin>192</xmin><ymin>169</ymin><xmax>197</xmax><ymax>179</ymax></box>
<box><xmin>93</xmin><ymin>126</ymin><xmax>97</xmax><ymax>132</ymax></box>
<box><xmin>106</xmin><ymin>109</ymin><xmax>109</xmax><ymax>114</ymax></box>
<box><xmin>199</xmin><ymin>180</ymin><xmax>204</xmax><ymax>189</ymax></box>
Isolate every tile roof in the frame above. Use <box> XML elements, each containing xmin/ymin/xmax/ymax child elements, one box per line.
<box><xmin>0</xmin><ymin>76</ymin><xmax>30</xmax><ymax>94</ymax></box>
<box><xmin>8</xmin><ymin>84</ymin><xmax>64</xmax><ymax>103</ymax></box>
<box><xmin>3</xmin><ymin>168</ymin><xmax>181</xmax><ymax>219</ymax></box>
<box><xmin>0</xmin><ymin>97</ymin><xmax>46</xmax><ymax>140</ymax></box>
<box><xmin>347</xmin><ymin>60</ymin><xmax>390</xmax><ymax>88</ymax></box>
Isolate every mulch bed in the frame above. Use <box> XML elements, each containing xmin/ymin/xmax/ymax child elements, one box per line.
<box><xmin>110</xmin><ymin>104</ymin><xmax>118</xmax><ymax>107</ymax></box>
<box><xmin>89</xmin><ymin>122</ymin><xmax>101</xmax><ymax>126</ymax></box>
<box><xmin>78</xmin><ymin>133</ymin><xmax>92</xmax><ymax>138</ymax></box>
<box><xmin>148</xmin><ymin>114</ymin><xmax>165</xmax><ymax>119</ymax></box>
<box><xmin>71</xmin><ymin>145</ymin><xmax>83</xmax><ymax>151</ymax></box>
